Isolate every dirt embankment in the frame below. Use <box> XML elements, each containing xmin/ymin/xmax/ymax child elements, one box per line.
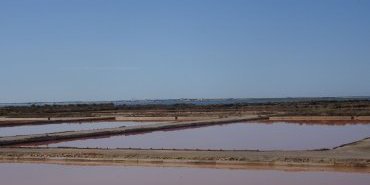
<box><xmin>0</xmin><ymin>137</ymin><xmax>369</xmax><ymax>172</ymax></box>
<box><xmin>0</xmin><ymin>117</ymin><xmax>115</xmax><ymax>127</ymax></box>
<box><xmin>269</xmin><ymin>116</ymin><xmax>370</xmax><ymax>121</ymax></box>
<box><xmin>115</xmin><ymin>116</ymin><xmax>221</xmax><ymax>122</ymax></box>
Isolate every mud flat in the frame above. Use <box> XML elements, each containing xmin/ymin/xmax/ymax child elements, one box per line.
<box><xmin>0</xmin><ymin>116</ymin><xmax>263</xmax><ymax>146</ymax></box>
<box><xmin>0</xmin><ymin>137</ymin><xmax>370</xmax><ymax>171</ymax></box>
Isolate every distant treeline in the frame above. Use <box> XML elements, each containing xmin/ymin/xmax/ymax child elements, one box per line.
<box><xmin>1</xmin><ymin>99</ymin><xmax>370</xmax><ymax>117</ymax></box>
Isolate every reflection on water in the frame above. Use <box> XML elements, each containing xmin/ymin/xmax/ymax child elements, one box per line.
<box><xmin>0</xmin><ymin>163</ymin><xmax>368</xmax><ymax>185</ymax></box>
<box><xmin>38</xmin><ymin>122</ymin><xmax>370</xmax><ymax>150</ymax></box>
<box><xmin>0</xmin><ymin>122</ymin><xmax>152</xmax><ymax>137</ymax></box>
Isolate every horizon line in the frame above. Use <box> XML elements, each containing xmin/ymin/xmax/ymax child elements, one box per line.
<box><xmin>1</xmin><ymin>96</ymin><xmax>370</xmax><ymax>105</ymax></box>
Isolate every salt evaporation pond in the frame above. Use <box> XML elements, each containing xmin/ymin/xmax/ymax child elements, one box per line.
<box><xmin>0</xmin><ymin>163</ymin><xmax>368</xmax><ymax>185</ymax></box>
<box><xmin>38</xmin><ymin>121</ymin><xmax>370</xmax><ymax>150</ymax></box>
<box><xmin>0</xmin><ymin>121</ymin><xmax>152</xmax><ymax>137</ymax></box>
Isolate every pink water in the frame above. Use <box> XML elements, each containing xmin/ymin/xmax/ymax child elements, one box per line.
<box><xmin>37</xmin><ymin>121</ymin><xmax>370</xmax><ymax>150</ymax></box>
<box><xmin>0</xmin><ymin>163</ymin><xmax>368</xmax><ymax>185</ymax></box>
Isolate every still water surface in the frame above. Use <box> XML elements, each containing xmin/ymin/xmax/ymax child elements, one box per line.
<box><xmin>0</xmin><ymin>121</ymin><xmax>151</xmax><ymax>137</ymax></box>
<box><xmin>39</xmin><ymin>121</ymin><xmax>370</xmax><ymax>150</ymax></box>
<box><xmin>0</xmin><ymin>163</ymin><xmax>368</xmax><ymax>185</ymax></box>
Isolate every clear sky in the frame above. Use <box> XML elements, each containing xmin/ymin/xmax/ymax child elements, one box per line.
<box><xmin>1</xmin><ymin>0</ymin><xmax>369</xmax><ymax>103</ymax></box>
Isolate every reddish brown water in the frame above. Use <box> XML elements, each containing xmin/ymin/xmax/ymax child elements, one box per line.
<box><xmin>0</xmin><ymin>121</ymin><xmax>152</xmax><ymax>137</ymax></box>
<box><xmin>0</xmin><ymin>163</ymin><xmax>368</xmax><ymax>185</ymax></box>
<box><xmin>37</xmin><ymin>121</ymin><xmax>370</xmax><ymax>150</ymax></box>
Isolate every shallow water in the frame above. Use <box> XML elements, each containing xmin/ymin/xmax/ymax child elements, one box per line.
<box><xmin>39</xmin><ymin>121</ymin><xmax>370</xmax><ymax>150</ymax></box>
<box><xmin>0</xmin><ymin>121</ymin><xmax>152</xmax><ymax>137</ymax></box>
<box><xmin>0</xmin><ymin>163</ymin><xmax>369</xmax><ymax>185</ymax></box>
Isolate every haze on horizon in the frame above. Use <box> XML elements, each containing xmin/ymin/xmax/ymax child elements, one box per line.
<box><xmin>1</xmin><ymin>0</ymin><xmax>370</xmax><ymax>103</ymax></box>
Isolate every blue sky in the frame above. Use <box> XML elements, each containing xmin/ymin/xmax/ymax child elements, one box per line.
<box><xmin>1</xmin><ymin>0</ymin><xmax>370</xmax><ymax>103</ymax></box>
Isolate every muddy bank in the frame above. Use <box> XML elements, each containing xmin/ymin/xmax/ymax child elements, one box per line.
<box><xmin>0</xmin><ymin>116</ymin><xmax>264</xmax><ymax>146</ymax></box>
<box><xmin>0</xmin><ymin>115</ymin><xmax>239</xmax><ymax>126</ymax></box>
<box><xmin>269</xmin><ymin>116</ymin><xmax>370</xmax><ymax>121</ymax></box>
<box><xmin>0</xmin><ymin>137</ymin><xmax>369</xmax><ymax>171</ymax></box>
<box><xmin>0</xmin><ymin>117</ymin><xmax>115</xmax><ymax>127</ymax></box>
<box><xmin>115</xmin><ymin>116</ymin><xmax>220</xmax><ymax>122</ymax></box>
